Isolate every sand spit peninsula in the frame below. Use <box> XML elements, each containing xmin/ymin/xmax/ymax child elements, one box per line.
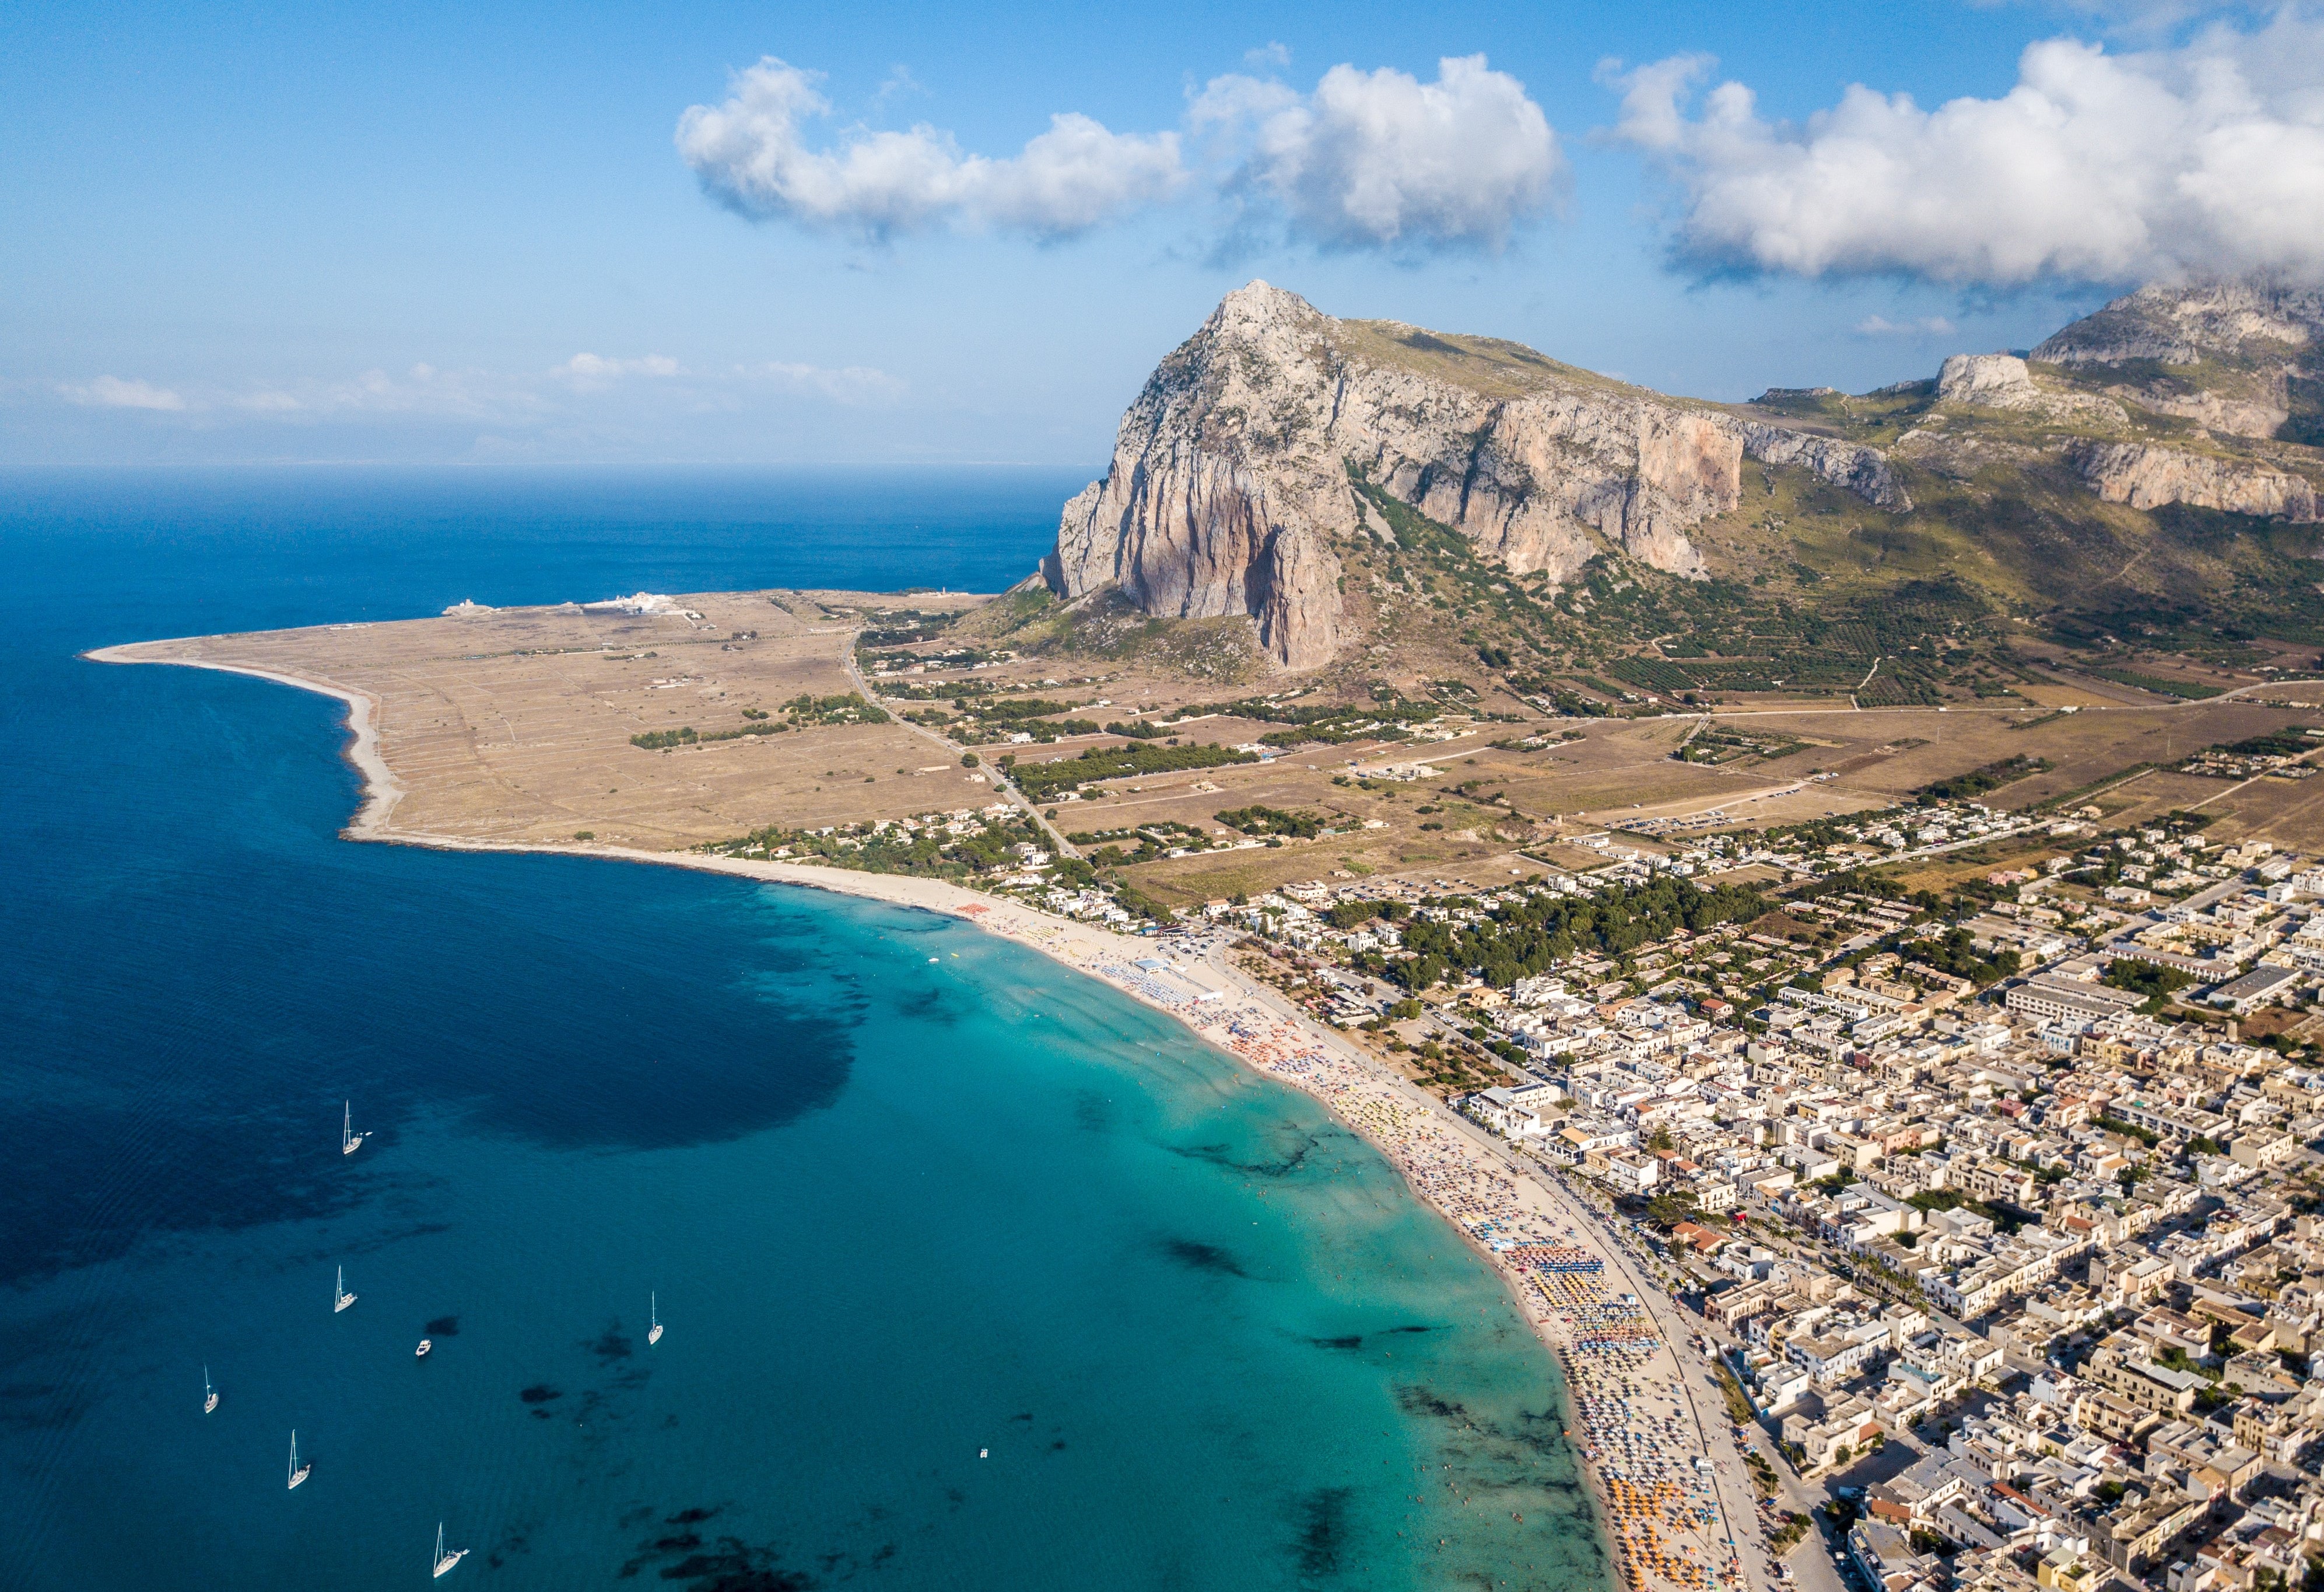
<box><xmin>87</xmin><ymin>581</ymin><xmax>2324</xmax><ymax>902</ymax></box>
<box><xmin>90</xmin><ymin>588</ymin><xmax>1008</xmax><ymax>851</ymax></box>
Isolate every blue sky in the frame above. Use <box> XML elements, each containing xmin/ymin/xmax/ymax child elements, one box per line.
<box><xmin>5</xmin><ymin>0</ymin><xmax>2317</xmax><ymax>465</ymax></box>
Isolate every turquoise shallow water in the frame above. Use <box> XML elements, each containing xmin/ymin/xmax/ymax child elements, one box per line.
<box><xmin>0</xmin><ymin>469</ymin><xmax>1611</xmax><ymax>1591</ymax></box>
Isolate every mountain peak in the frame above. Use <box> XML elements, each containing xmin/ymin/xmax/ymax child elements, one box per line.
<box><xmin>1204</xmin><ymin>280</ymin><xmax>1329</xmax><ymax>342</ymax></box>
<box><xmin>1046</xmin><ymin>287</ymin><xmax>1908</xmax><ymax>671</ymax></box>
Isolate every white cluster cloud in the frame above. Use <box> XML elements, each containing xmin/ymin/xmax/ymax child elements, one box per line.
<box><xmin>555</xmin><ymin>352</ymin><xmax>682</xmax><ymax>385</ymax></box>
<box><xmin>1607</xmin><ymin>9</ymin><xmax>2324</xmax><ymax>285</ymax></box>
<box><xmin>44</xmin><ymin>355</ymin><xmax>903</xmax><ymax>427</ymax></box>
<box><xmin>1854</xmin><ymin>314</ymin><xmax>1958</xmax><ymax>337</ymax></box>
<box><xmin>1194</xmin><ymin>55</ymin><xmax>1564</xmax><ymax>250</ymax></box>
<box><xmin>677</xmin><ymin>52</ymin><xmax>1561</xmax><ymax>252</ymax></box>
<box><xmin>62</xmin><ymin>376</ymin><xmax>186</xmax><ymax>411</ymax></box>
<box><xmin>676</xmin><ymin>57</ymin><xmax>1184</xmax><ymax>240</ymax></box>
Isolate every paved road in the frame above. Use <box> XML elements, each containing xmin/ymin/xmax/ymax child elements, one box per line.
<box><xmin>1691</xmin><ymin>1318</ymin><xmax>1853</xmax><ymax>1592</ymax></box>
<box><xmin>840</xmin><ymin>630</ymin><xmax>1082</xmax><ymax>858</ymax></box>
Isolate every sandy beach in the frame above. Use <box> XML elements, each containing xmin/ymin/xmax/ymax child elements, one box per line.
<box><xmin>91</xmin><ymin>645</ymin><xmax>1774</xmax><ymax>1592</ymax></box>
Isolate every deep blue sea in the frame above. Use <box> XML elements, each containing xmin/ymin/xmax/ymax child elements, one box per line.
<box><xmin>0</xmin><ymin>468</ymin><xmax>1606</xmax><ymax>1591</ymax></box>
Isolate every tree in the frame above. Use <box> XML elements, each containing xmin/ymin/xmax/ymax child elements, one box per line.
<box><xmin>1647</xmin><ymin>1191</ymin><xmax>1699</xmax><ymax>1229</ymax></box>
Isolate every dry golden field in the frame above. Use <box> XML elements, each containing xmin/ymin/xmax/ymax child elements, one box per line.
<box><xmin>103</xmin><ymin>589</ymin><xmax>2324</xmax><ymax>894</ymax></box>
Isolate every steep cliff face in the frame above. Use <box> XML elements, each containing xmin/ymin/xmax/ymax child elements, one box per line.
<box><xmin>1047</xmin><ymin>282</ymin><xmax>1907</xmax><ymax>669</ymax></box>
<box><xmin>1864</xmin><ymin>285</ymin><xmax>2324</xmax><ymax>528</ymax></box>
<box><xmin>2069</xmin><ymin>441</ymin><xmax>2321</xmax><ymax>522</ymax></box>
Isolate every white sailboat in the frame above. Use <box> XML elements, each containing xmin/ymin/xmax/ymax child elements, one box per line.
<box><xmin>334</xmin><ymin>1265</ymin><xmax>356</xmax><ymax>1313</ymax></box>
<box><xmin>647</xmin><ymin>1292</ymin><xmax>663</xmax><ymax>1346</ymax></box>
<box><xmin>204</xmin><ymin>1365</ymin><xmax>218</xmax><ymax>1415</ymax></box>
<box><xmin>341</xmin><ymin>1100</ymin><xmax>368</xmax><ymax>1156</ymax></box>
<box><xmin>287</xmin><ymin>1430</ymin><xmax>310</xmax><ymax>1490</ymax></box>
<box><xmin>432</xmin><ymin>1522</ymin><xmax>468</xmax><ymax>1578</ymax></box>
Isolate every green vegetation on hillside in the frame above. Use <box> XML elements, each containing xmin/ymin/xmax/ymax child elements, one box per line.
<box><xmin>630</xmin><ymin>690</ymin><xmax>887</xmax><ymax>750</ymax></box>
<box><xmin>705</xmin><ymin>811</ymin><xmax>1051</xmax><ymax>883</ymax></box>
<box><xmin>630</xmin><ymin>722</ymin><xmax>791</xmax><ymax>750</ymax></box>
<box><xmin>2087</xmin><ymin>668</ymin><xmax>2225</xmax><ymax>700</ymax></box>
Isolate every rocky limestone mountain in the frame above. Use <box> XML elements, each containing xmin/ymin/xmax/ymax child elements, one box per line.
<box><xmin>2029</xmin><ymin>280</ymin><xmax>2322</xmax><ymax>441</ymax></box>
<box><xmin>1045</xmin><ymin>282</ymin><xmax>1906</xmax><ymax>669</ymax></box>
<box><xmin>2032</xmin><ymin>280</ymin><xmax>2321</xmax><ymax>367</ymax></box>
<box><xmin>1891</xmin><ymin>282</ymin><xmax>2324</xmax><ymax>524</ymax></box>
<box><xmin>1936</xmin><ymin>353</ymin><xmax>2126</xmax><ymax>425</ymax></box>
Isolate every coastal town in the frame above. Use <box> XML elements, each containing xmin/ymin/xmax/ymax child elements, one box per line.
<box><xmin>1169</xmin><ymin>808</ymin><xmax>2324</xmax><ymax>1592</ymax></box>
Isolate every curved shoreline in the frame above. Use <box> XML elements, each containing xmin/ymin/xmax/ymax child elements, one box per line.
<box><xmin>91</xmin><ymin>646</ymin><xmax>1768</xmax><ymax>1592</ymax></box>
<box><xmin>86</xmin><ymin>644</ymin><xmax>406</xmax><ymax>834</ymax></box>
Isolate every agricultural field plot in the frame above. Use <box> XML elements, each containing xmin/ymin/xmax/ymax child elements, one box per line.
<box><xmin>2195</xmin><ymin>769</ymin><xmax>2324</xmax><ymax>850</ymax></box>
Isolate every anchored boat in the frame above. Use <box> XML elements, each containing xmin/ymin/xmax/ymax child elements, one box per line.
<box><xmin>432</xmin><ymin>1522</ymin><xmax>468</xmax><ymax>1579</ymax></box>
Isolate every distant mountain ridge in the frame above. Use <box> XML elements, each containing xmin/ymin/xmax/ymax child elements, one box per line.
<box><xmin>1042</xmin><ymin>280</ymin><xmax>2324</xmax><ymax>671</ymax></box>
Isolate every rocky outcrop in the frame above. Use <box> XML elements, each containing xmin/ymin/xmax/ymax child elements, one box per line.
<box><xmin>1939</xmin><ymin>353</ymin><xmax>2043</xmax><ymax>408</ymax></box>
<box><xmin>1727</xmin><ymin>422</ymin><xmax>1911</xmax><ymax>510</ymax></box>
<box><xmin>2068</xmin><ymin>441</ymin><xmax>2319</xmax><ymax>522</ymax></box>
<box><xmin>1047</xmin><ymin>282</ymin><xmax>1907</xmax><ymax>669</ymax></box>
<box><xmin>2111</xmin><ymin>387</ymin><xmax>2288</xmax><ymax>440</ymax></box>
<box><xmin>1936</xmin><ymin>353</ymin><xmax>2125</xmax><ymax>426</ymax></box>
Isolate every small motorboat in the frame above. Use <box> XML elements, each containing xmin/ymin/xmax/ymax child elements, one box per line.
<box><xmin>415</xmin><ymin>1338</ymin><xmax>433</xmax><ymax>1359</ymax></box>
